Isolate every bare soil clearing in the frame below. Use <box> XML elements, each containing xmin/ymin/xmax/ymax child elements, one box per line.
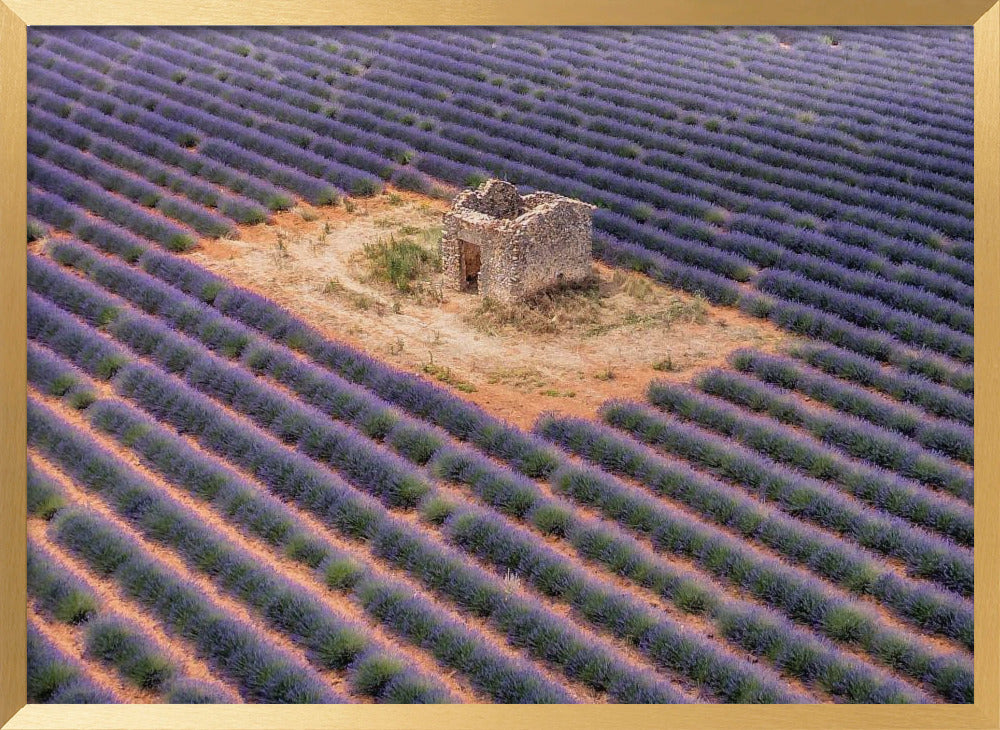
<box><xmin>189</xmin><ymin>189</ymin><xmax>789</xmax><ymax>429</ymax></box>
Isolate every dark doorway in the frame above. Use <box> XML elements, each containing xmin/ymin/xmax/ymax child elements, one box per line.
<box><xmin>460</xmin><ymin>240</ymin><xmax>481</xmax><ymax>292</ymax></box>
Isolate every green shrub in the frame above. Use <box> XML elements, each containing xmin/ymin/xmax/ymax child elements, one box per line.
<box><xmin>323</xmin><ymin>557</ymin><xmax>366</xmax><ymax>590</ymax></box>
<box><xmin>350</xmin><ymin>653</ymin><xmax>406</xmax><ymax>697</ymax></box>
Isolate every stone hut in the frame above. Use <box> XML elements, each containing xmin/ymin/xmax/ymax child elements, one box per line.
<box><xmin>440</xmin><ymin>180</ymin><xmax>594</xmax><ymax>303</ymax></box>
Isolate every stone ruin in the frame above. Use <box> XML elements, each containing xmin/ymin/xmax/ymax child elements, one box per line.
<box><xmin>440</xmin><ymin>179</ymin><xmax>594</xmax><ymax>304</ymax></box>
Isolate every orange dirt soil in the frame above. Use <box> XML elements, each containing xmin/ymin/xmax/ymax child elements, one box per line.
<box><xmin>187</xmin><ymin>188</ymin><xmax>791</xmax><ymax>430</ymax></box>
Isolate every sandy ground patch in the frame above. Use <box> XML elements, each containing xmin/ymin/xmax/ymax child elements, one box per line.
<box><xmin>188</xmin><ymin>189</ymin><xmax>790</xmax><ymax>429</ymax></box>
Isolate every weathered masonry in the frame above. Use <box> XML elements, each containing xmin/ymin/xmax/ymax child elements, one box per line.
<box><xmin>441</xmin><ymin>179</ymin><xmax>594</xmax><ymax>303</ymax></box>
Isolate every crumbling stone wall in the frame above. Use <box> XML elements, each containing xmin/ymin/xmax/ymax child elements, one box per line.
<box><xmin>441</xmin><ymin>180</ymin><xmax>594</xmax><ymax>303</ymax></box>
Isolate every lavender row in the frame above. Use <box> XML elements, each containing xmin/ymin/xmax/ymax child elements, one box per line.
<box><xmin>27</xmin><ymin>189</ymin><xmax>167</xmax><ymax>270</ymax></box>
<box><xmin>28</xmin><ymin>397</ymin><xmax>456</xmax><ymax>703</ymax></box>
<box><xmin>753</xmin><ymin>270</ymin><xmax>973</xmax><ymax>363</ymax></box>
<box><xmin>704</xmin><ymin>366</ymin><xmax>964</xmax><ymax>503</ymax></box>
<box><xmin>601</xmin><ymin>394</ymin><xmax>973</xmax><ymax>595</ymax></box>
<box><xmin>592</xmin><ymin>234</ymin><xmax>743</xmax><ymax>306</ymax></box>
<box><xmin>346</xmin><ymin>28</ymin><xmax>967</xmax><ymax>226</ymax></box>
<box><xmin>719</xmin><ymin>214</ymin><xmax>973</xmax><ymax>313</ymax></box>
<box><xmin>789</xmin><ymin>343</ymin><xmax>974</xmax><ymax>426</ymax></box>
<box><xmin>150</xmin><ymin>27</ymin><xmax>362</xmax><ymax>86</ymax></box>
<box><xmin>653</xmin><ymin>375</ymin><xmax>974</xmax><ymax>507</ymax></box>
<box><xmin>31</xmin><ymin>536</ymin><xmax>253</xmax><ymax>701</ymax></box>
<box><xmin>729</xmin><ymin>350</ymin><xmax>973</xmax><ymax>462</ymax></box>
<box><xmin>29</xmin><ymin>536</ymin><xmax>233</xmax><ymax>702</ymax></box>
<box><xmin>266</xmin><ymin>27</ymin><xmax>968</xmax><ymax>262</ymax></box>
<box><xmin>356</xmin><ymin>25</ymin><xmax>965</xmax><ymax>110</ymax></box>
<box><xmin>28</xmin><ymin>130</ymin><xmax>235</xmax><ymax>239</ymax></box>
<box><xmin>279</xmin><ymin>26</ymin><xmax>973</xmax><ymax>204</ymax></box>
<box><xmin>27</xmin><ymin>622</ymin><xmax>118</xmax><ymax>704</ymax></box>
<box><xmin>28</xmin><ymin>156</ymin><xmax>196</xmax><ymax>252</ymax></box>
<box><xmin>45</xmin><ymin>239</ymin><xmax>402</xmax><ymax>440</ymax></box>
<box><xmin>535</xmin><ymin>414</ymin><xmax>974</xmax><ymax>657</ymax></box>
<box><xmin>425</xmin><ymin>450</ymin><xmax>945</xmax><ymax>701</ymax></box>
<box><xmin>27</xmin><ymin>340</ymin><xmax>97</xmax><ymax>411</ymax></box>
<box><xmin>109</xmin><ymin>361</ymin><xmax>691</xmax><ymax>703</ymax></box>
<box><xmin>36</xmin><ymin>265</ymin><xmax>809</xmax><ymax>704</ymax></box>
<box><xmin>85</xmin><ymin>399</ymin><xmax>577</xmax><ymax>703</ymax></box>
<box><xmin>27</xmin><ymin>292</ymin><xmax>131</xmax><ymax>382</ymax></box>
<box><xmin>237</xmin><ymin>28</ymin><xmax>971</xmax><ymax>233</ymax></box>
<box><xmin>29</xmin><ymin>105</ymin><xmax>269</xmax><ymax>224</ymax></box>
<box><xmin>741</xmin><ymin>295</ymin><xmax>973</xmax><ymax>396</ymax></box>
<box><xmin>704</xmin><ymin>27</ymin><xmax>970</xmax><ymax>82</ymax></box>
<box><xmin>27</xmin><ymin>458</ymin><xmax>68</xmax><ymax>521</ymax></box>
<box><xmin>43</xmin><ymin>239</ymin><xmax>945</xmax><ymax>699</ymax></box>
<box><xmin>85</xmin><ymin>615</ymin><xmax>231</xmax><ymax>702</ymax></box>
<box><xmin>349</xmin><ymin>28</ymin><xmax>973</xmax><ymax>173</ymax></box>
<box><xmin>817</xmin><ymin>218</ymin><xmax>973</xmax><ymax>285</ymax></box>
<box><xmin>27</xmin><ymin>217</ymin><xmax>48</xmax><ymax>242</ymax></box>
<box><xmin>28</xmin><ymin>539</ymin><xmax>100</xmax><ymax>626</ymax></box>
<box><xmin>46</xmin><ymin>504</ymin><xmax>342</xmax><ymax>703</ymax></box>
<box><xmin>171</xmin><ymin>272</ymin><xmax>959</xmax><ymax>697</ymax></box>
<box><xmin>25</xmin><ymin>282</ymin><xmax>686</xmax><ymax>702</ymax></box>
<box><xmin>29</xmin><ymin>81</ymin><xmax>294</xmax><ymax>211</ymax></box>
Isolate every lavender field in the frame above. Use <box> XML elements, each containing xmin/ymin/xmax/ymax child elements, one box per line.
<box><xmin>25</xmin><ymin>27</ymin><xmax>973</xmax><ymax>704</ymax></box>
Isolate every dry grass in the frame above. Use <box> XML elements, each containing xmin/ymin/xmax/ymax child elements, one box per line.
<box><xmin>485</xmin><ymin>366</ymin><xmax>548</xmax><ymax>391</ymax></box>
<box><xmin>421</xmin><ymin>360</ymin><xmax>477</xmax><ymax>393</ymax></box>
<box><xmin>463</xmin><ymin>270</ymin><xmax>709</xmax><ymax>338</ymax></box>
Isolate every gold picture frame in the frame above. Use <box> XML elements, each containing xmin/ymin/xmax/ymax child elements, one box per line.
<box><xmin>2</xmin><ymin>3</ymin><xmax>998</xmax><ymax>728</ymax></box>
